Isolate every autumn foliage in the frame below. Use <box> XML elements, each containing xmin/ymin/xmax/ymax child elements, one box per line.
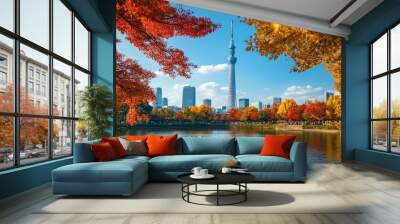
<box><xmin>0</xmin><ymin>86</ymin><xmax>57</xmax><ymax>149</ymax></box>
<box><xmin>326</xmin><ymin>95</ymin><xmax>341</xmax><ymax>120</ymax></box>
<box><xmin>303</xmin><ymin>102</ymin><xmax>327</xmax><ymax>121</ymax></box>
<box><xmin>116</xmin><ymin>52</ymin><xmax>156</xmax><ymax>124</ymax></box>
<box><xmin>116</xmin><ymin>0</ymin><xmax>219</xmax><ymax>125</ymax></box>
<box><xmin>244</xmin><ymin>20</ymin><xmax>342</xmax><ymax>91</ymax></box>
<box><xmin>135</xmin><ymin>96</ymin><xmax>340</xmax><ymax>125</ymax></box>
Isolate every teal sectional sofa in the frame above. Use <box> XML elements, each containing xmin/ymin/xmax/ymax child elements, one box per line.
<box><xmin>52</xmin><ymin>136</ymin><xmax>307</xmax><ymax>196</ymax></box>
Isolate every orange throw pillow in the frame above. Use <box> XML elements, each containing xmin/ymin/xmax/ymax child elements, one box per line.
<box><xmin>101</xmin><ymin>137</ymin><xmax>126</xmax><ymax>158</ymax></box>
<box><xmin>124</xmin><ymin>135</ymin><xmax>148</xmax><ymax>142</ymax></box>
<box><xmin>91</xmin><ymin>142</ymin><xmax>117</xmax><ymax>162</ymax></box>
<box><xmin>146</xmin><ymin>134</ymin><xmax>178</xmax><ymax>157</ymax></box>
<box><xmin>260</xmin><ymin>135</ymin><xmax>296</xmax><ymax>159</ymax></box>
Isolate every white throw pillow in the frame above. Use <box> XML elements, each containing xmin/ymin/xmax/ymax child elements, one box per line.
<box><xmin>118</xmin><ymin>137</ymin><xmax>147</xmax><ymax>156</ymax></box>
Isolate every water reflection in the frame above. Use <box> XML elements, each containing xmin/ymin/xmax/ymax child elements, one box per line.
<box><xmin>128</xmin><ymin>126</ymin><xmax>341</xmax><ymax>163</ymax></box>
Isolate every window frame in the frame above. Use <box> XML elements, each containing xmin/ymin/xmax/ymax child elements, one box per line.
<box><xmin>0</xmin><ymin>0</ymin><xmax>92</xmax><ymax>171</ymax></box>
<box><xmin>370</xmin><ymin>21</ymin><xmax>400</xmax><ymax>154</ymax></box>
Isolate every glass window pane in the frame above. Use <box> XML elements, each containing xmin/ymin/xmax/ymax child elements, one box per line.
<box><xmin>20</xmin><ymin>0</ymin><xmax>49</xmax><ymax>49</ymax></box>
<box><xmin>75</xmin><ymin>120</ymin><xmax>88</xmax><ymax>143</ymax></box>
<box><xmin>372</xmin><ymin>77</ymin><xmax>387</xmax><ymax>119</ymax></box>
<box><xmin>391</xmin><ymin>120</ymin><xmax>400</xmax><ymax>153</ymax></box>
<box><xmin>53</xmin><ymin>0</ymin><xmax>72</xmax><ymax>60</ymax></box>
<box><xmin>0</xmin><ymin>34</ymin><xmax>14</xmax><ymax>112</ymax></box>
<box><xmin>74</xmin><ymin>18</ymin><xmax>89</xmax><ymax>70</ymax></box>
<box><xmin>53</xmin><ymin>119</ymin><xmax>72</xmax><ymax>157</ymax></box>
<box><xmin>20</xmin><ymin>117</ymin><xmax>49</xmax><ymax>165</ymax></box>
<box><xmin>391</xmin><ymin>24</ymin><xmax>400</xmax><ymax>70</ymax></box>
<box><xmin>53</xmin><ymin>59</ymin><xmax>72</xmax><ymax>117</ymax></box>
<box><xmin>372</xmin><ymin>121</ymin><xmax>388</xmax><ymax>151</ymax></box>
<box><xmin>0</xmin><ymin>0</ymin><xmax>14</xmax><ymax>31</ymax></box>
<box><xmin>0</xmin><ymin>116</ymin><xmax>14</xmax><ymax>170</ymax></box>
<box><xmin>372</xmin><ymin>33</ymin><xmax>387</xmax><ymax>76</ymax></box>
<box><xmin>20</xmin><ymin>44</ymin><xmax>49</xmax><ymax>115</ymax></box>
<box><xmin>74</xmin><ymin>69</ymin><xmax>89</xmax><ymax>118</ymax></box>
<box><xmin>391</xmin><ymin>72</ymin><xmax>400</xmax><ymax>118</ymax></box>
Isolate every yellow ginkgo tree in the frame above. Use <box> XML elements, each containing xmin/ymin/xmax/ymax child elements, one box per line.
<box><xmin>244</xmin><ymin>19</ymin><xmax>342</xmax><ymax>92</ymax></box>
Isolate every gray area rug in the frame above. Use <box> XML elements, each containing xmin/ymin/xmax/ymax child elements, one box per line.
<box><xmin>37</xmin><ymin>183</ymin><xmax>362</xmax><ymax>214</ymax></box>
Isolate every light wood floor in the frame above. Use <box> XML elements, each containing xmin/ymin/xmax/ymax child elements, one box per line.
<box><xmin>1</xmin><ymin>162</ymin><xmax>400</xmax><ymax>224</ymax></box>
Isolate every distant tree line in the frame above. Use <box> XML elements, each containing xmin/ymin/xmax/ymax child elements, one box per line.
<box><xmin>121</xmin><ymin>96</ymin><xmax>341</xmax><ymax>125</ymax></box>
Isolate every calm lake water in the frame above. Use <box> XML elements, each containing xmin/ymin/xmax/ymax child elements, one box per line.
<box><xmin>128</xmin><ymin>125</ymin><xmax>341</xmax><ymax>163</ymax></box>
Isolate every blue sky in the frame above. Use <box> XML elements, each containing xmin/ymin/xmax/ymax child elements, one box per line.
<box><xmin>117</xmin><ymin>4</ymin><xmax>336</xmax><ymax>108</ymax></box>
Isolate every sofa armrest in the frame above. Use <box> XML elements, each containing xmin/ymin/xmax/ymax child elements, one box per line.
<box><xmin>289</xmin><ymin>141</ymin><xmax>307</xmax><ymax>181</ymax></box>
<box><xmin>73</xmin><ymin>140</ymin><xmax>100</xmax><ymax>163</ymax></box>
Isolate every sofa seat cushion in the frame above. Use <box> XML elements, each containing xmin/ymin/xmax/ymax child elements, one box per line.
<box><xmin>53</xmin><ymin>159</ymin><xmax>147</xmax><ymax>183</ymax></box>
<box><xmin>116</xmin><ymin>155</ymin><xmax>150</xmax><ymax>163</ymax></box>
<box><xmin>236</xmin><ymin>155</ymin><xmax>293</xmax><ymax>172</ymax></box>
<box><xmin>149</xmin><ymin>155</ymin><xmax>235</xmax><ymax>172</ymax></box>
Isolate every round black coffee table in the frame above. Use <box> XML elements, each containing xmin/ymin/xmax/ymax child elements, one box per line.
<box><xmin>177</xmin><ymin>173</ymin><xmax>255</xmax><ymax>206</ymax></box>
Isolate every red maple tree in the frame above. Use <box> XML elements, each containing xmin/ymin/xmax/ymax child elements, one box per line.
<box><xmin>303</xmin><ymin>102</ymin><xmax>326</xmax><ymax>121</ymax></box>
<box><xmin>116</xmin><ymin>52</ymin><xmax>156</xmax><ymax>123</ymax></box>
<box><xmin>227</xmin><ymin>108</ymin><xmax>240</xmax><ymax>121</ymax></box>
<box><xmin>116</xmin><ymin>0</ymin><xmax>219</xmax><ymax>124</ymax></box>
<box><xmin>286</xmin><ymin>104</ymin><xmax>305</xmax><ymax>121</ymax></box>
<box><xmin>176</xmin><ymin>110</ymin><xmax>184</xmax><ymax>121</ymax></box>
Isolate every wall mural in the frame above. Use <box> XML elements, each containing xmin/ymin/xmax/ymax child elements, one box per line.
<box><xmin>115</xmin><ymin>0</ymin><xmax>342</xmax><ymax>163</ymax></box>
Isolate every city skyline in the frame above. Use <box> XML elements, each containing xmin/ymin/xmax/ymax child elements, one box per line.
<box><xmin>153</xmin><ymin>86</ymin><xmax>336</xmax><ymax>110</ymax></box>
<box><xmin>117</xmin><ymin>4</ymin><xmax>336</xmax><ymax>108</ymax></box>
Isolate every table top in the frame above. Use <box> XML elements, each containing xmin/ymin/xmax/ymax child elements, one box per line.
<box><xmin>177</xmin><ymin>172</ymin><xmax>255</xmax><ymax>185</ymax></box>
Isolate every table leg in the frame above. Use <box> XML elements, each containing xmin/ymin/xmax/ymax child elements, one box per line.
<box><xmin>217</xmin><ymin>184</ymin><xmax>219</xmax><ymax>206</ymax></box>
<box><xmin>187</xmin><ymin>184</ymin><xmax>190</xmax><ymax>202</ymax></box>
<box><xmin>181</xmin><ymin>184</ymin><xmax>183</xmax><ymax>199</ymax></box>
<box><xmin>245</xmin><ymin>183</ymin><xmax>247</xmax><ymax>201</ymax></box>
<box><xmin>195</xmin><ymin>184</ymin><xmax>198</xmax><ymax>192</ymax></box>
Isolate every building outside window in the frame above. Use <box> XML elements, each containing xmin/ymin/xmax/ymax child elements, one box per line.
<box><xmin>0</xmin><ymin>54</ymin><xmax>7</xmax><ymax>87</ymax></box>
<box><xmin>36</xmin><ymin>83</ymin><xmax>40</xmax><ymax>95</ymax></box>
<box><xmin>29</xmin><ymin>66</ymin><xmax>34</xmax><ymax>79</ymax></box>
<box><xmin>42</xmin><ymin>85</ymin><xmax>46</xmax><ymax>97</ymax></box>
<box><xmin>0</xmin><ymin>54</ymin><xmax>7</xmax><ymax>67</ymax></box>
<box><xmin>35</xmin><ymin>70</ymin><xmax>40</xmax><ymax>81</ymax></box>
<box><xmin>0</xmin><ymin>0</ymin><xmax>91</xmax><ymax>170</ymax></box>
<box><xmin>41</xmin><ymin>73</ymin><xmax>46</xmax><ymax>83</ymax></box>
<box><xmin>28</xmin><ymin>81</ymin><xmax>34</xmax><ymax>94</ymax></box>
<box><xmin>370</xmin><ymin>23</ymin><xmax>400</xmax><ymax>154</ymax></box>
<box><xmin>0</xmin><ymin>71</ymin><xmax>6</xmax><ymax>84</ymax></box>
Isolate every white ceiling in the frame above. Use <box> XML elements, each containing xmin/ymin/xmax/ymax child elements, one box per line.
<box><xmin>171</xmin><ymin>0</ymin><xmax>384</xmax><ymax>38</ymax></box>
<box><xmin>227</xmin><ymin>0</ymin><xmax>352</xmax><ymax>22</ymax></box>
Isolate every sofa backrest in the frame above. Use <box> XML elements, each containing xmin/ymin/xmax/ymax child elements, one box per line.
<box><xmin>73</xmin><ymin>139</ymin><xmax>100</xmax><ymax>163</ymax></box>
<box><xmin>178</xmin><ymin>136</ymin><xmax>236</xmax><ymax>155</ymax></box>
<box><xmin>235</xmin><ymin>136</ymin><xmax>264</xmax><ymax>155</ymax></box>
<box><xmin>73</xmin><ymin>136</ymin><xmax>269</xmax><ymax>161</ymax></box>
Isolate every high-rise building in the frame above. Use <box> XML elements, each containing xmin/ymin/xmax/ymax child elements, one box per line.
<box><xmin>227</xmin><ymin>21</ymin><xmax>237</xmax><ymax>109</ymax></box>
<box><xmin>325</xmin><ymin>91</ymin><xmax>334</xmax><ymax>101</ymax></box>
<box><xmin>239</xmin><ymin>98</ymin><xmax>249</xmax><ymax>108</ymax></box>
<box><xmin>162</xmin><ymin>97</ymin><xmax>168</xmax><ymax>107</ymax></box>
<box><xmin>251</xmin><ymin>101</ymin><xmax>263</xmax><ymax>110</ymax></box>
<box><xmin>203</xmin><ymin>98</ymin><xmax>211</xmax><ymax>107</ymax></box>
<box><xmin>182</xmin><ymin>86</ymin><xmax>196</xmax><ymax>108</ymax></box>
<box><xmin>155</xmin><ymin>87</ymin><xmax>162</xmax><ymax>108</ymax></box>
<box><xmin>273</xmin><ymin>97</ymin><xmax>282</xmax><ymax>105</ymax></box>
